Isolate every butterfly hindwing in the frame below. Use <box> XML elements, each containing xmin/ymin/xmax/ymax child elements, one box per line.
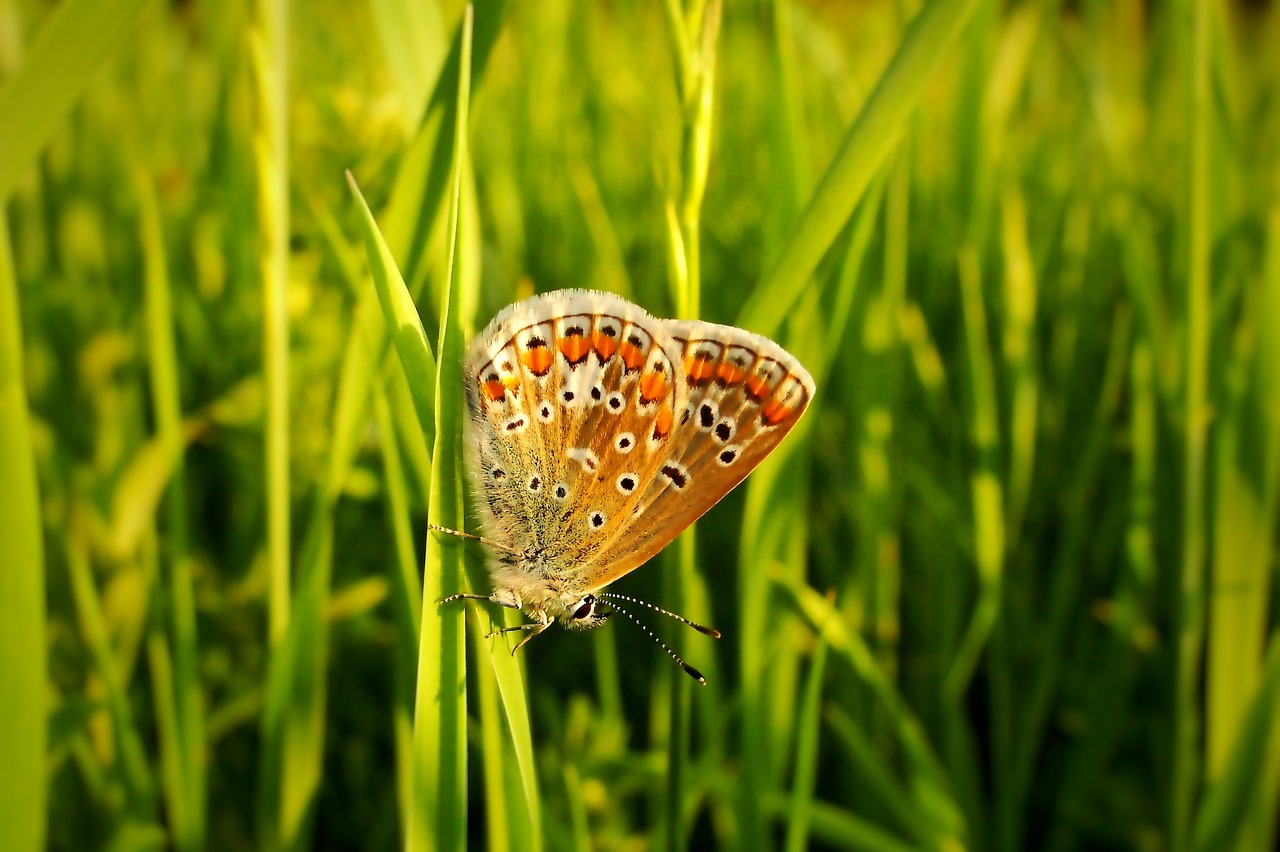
<box><xmin>464</xmin><ymin>291</ymin><xmax>687</xmax><ymax>568</ymax></box>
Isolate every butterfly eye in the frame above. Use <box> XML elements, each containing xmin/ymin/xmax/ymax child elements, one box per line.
<box><xmin>571</xmin><ymin>596</ymin><xmax>597</xmax><ymax>620</ymax></box>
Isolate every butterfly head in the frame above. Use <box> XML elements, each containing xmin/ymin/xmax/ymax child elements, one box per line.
<box><xmin>560</xmin><ymin>593</ymin><xmax>609</xmax><ymax>631</ymax></box>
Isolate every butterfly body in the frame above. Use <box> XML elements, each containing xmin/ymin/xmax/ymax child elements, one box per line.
<box><xmin>456</xmin><ymin>290</ymin><xmax>814</xmax><ymax>648</ymax></box>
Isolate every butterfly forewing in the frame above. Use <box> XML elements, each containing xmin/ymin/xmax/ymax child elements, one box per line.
<box><xmin>582</xmin><ymin>320</ymin><xmax>815</xmax><ymax>588</ymax></box>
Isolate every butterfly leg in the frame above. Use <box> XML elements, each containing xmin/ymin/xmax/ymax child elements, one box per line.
<box><xmin>510</xmin><ymin>619</ymin><xmax>550</xmax><ymax>655</ymax></box>
<box><xmin>484</xmin><ymin>622</ymin><xmax>541</xmax><ymax>640</ymax></box>
<box><xmin>438</xmin><ymin>592</ymin><xmax>519</xmax><ymax>607</ymax></box>
<box><xmin>482</xmin><ymin>610</ymin><xmax>551</xmax><ymax>655</ymax></box>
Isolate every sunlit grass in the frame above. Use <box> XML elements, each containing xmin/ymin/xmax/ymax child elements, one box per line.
<box><xmin>2</xmin><ymin>0</ymin><xmax>1279</xmax><ymax>850</ymax></box>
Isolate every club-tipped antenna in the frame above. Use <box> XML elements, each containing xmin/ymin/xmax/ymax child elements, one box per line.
<box><xmin>599</xmin><ymin>592</ymin><xmax>721</xmax><ymax>638</ymax></box>
<box><xmin>601</xmin><ymin>596</ymin><xmax>711</xmax><ymax>685</ymax></box>
<box><xmin>427</xmin><ymin>523</ymin><xmax>523</xmax><ymax>557</ymax></box>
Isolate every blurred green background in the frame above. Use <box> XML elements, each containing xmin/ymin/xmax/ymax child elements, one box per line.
<box><xmin>2</xmin><ymin>0</ymin><xmax>1279</xmax><ymax>849</ymax></box>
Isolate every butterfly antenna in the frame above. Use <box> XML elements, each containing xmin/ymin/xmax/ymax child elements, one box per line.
<box><xmin>601</xmin><ymin>596</ymin><xmax>711</xmax><ymax>686</ymax></box>
<box><xmin>427</xmin><ymin>523</ymin><xmax>523</xmax><ymax>557</ymax></box>
<box><xmin>599</xmin><ymin>592</ymin><xmax>721</xmax><ymax>638</ymax></box>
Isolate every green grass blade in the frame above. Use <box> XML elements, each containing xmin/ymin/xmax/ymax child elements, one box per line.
<box><xmin>0</xmin><ymin>0</ymin><xmax>152</xmax><ymax>200</ymax></box>
<box><xmin>347</xmin><ymin>173</ymin><xmax>438</xmax><ymax>430</ymax></box>
<box><xmin>137</xmin><ymin>171</ymin><xmax>204</xmax><ymax>850</ymax></box>
<box><xmin>661</xmin><ymin>3</ymin><xmax>722</xmax><ymax>847</ymax></box>
<box><xmin>251</xmin><ymin>0</ymin><xmax>292</xmax><ymax>654</ymax></box>
<box><xmin>1175</xmin><ymin>0</ymin><xmax>1213</xmax><ymax>846</ymax></box>
<box><xmin>258</xmin><ymin>507</ymin><xmax>333</xmax><ymax>852</ymax></box>
<box><xmin>65</xmin><ymin>538</ymin><xmax>156</xmax><ymax>819</ymax></box>
<box><xmin>474</xmin><ymin>618</ymin><xmax>514</xmax><ymax>852</ymax></box>
<box><xmin>737</xmin><ymin>0</ymin><xmax>980</xmax><ymax>335</ymax></box>
<box><xmin>144</xmin><ymin>625</ymin><xmax>187</xmax><ymax>849</ymax></box>
<box><xmin>0</xmin><ymin>208</ymin><xmax>46</xmax><ymax>852</ymax></box>
<box><xmin>1192</xmin><ymin>634</ymin><xmax>1280</xmax><ymax>852</ymax></box>
<box><xmin>763</xmin><ymin>793</ymin><xmax>918</xmax><ymax>852</ymax></box>
<box><xmin>407</xmin><ymin>9</ymin><xmax>472</xmax><ymax>850</ymax></box>
<box><xmin>944</xmin><ymin>246</ymin><xmax>1004</xmax><ymax>700</ymax></box>
<box><xmin>783</xmin><ymin>637</ymin><xmax>827</xmax><ymax>852</ymax></box>
<box><xmin>372</xmin><ymin>385</ymin><xmax>424</xmax><ymax>838</ymax></box>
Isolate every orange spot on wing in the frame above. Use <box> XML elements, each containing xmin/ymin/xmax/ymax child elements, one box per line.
<box><xmin>686</xmin><ymin>354</ymin><xmax>715</xmax><ymax>382</ymax></box>
<box><xmin>745</xmin><ymin>375</ymin><xmax>770</xmax><ymax>401</ymax></box>
<box><xmin>592</xmin><ymin>332</ymin><xmax>618</xmax><ymax>360</ymax></box>
<box><xmin>522</xmin><ymin>346</ymin><xmax>553</xmax><ymax>376</ymax></box>
<box><xmin>717</xmin><ymin>363</ymin><xmax>746</xmax><ymax>385</ymax></box>
<box><xmin>482</xmin><ymin>380</ymin><xmax>506</xmax><ymax>400</ymax></box>
<box><xmin>559</xmin><ymin>334</ymin><xmax>590</xmax><ymax>363</ymax></box>
<box><xmin>652</xmin><ymin>405</ymin><xmax>673</xmax><ymax>440</ymax></box>
<box><xmin>761</xmin><ymin>396</ymin><xmax>794</xmax><ymax>425</ymax></box>
<box><xmin>639</xmin><ymin>371</ymin><xmax>667</xmax><ymax>403</ymax></box>
<box><xmin>621</xmin><ymin>342</ymin><xmax>645</xmax><ymax>371</ymax></box>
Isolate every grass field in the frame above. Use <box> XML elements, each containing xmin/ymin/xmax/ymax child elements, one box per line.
<box><xmin>2</xmin><ymin>0</ymin><xmax>1279</xmax><ymax>849</ymax></box>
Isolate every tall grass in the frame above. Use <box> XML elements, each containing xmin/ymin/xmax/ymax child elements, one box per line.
<box><xmin>2</xmin><ymin>0</ymin><xmax>1278</xmax><ymax>850</ymax></box>
<box><xmin>0</xmin><ymin>208</ymin><xmax>47</xmax><ymax>852</ymax></box>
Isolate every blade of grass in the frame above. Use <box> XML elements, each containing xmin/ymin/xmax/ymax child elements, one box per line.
<box><xmin>347</xmin><ymin>173</ymin><xmax>438</xmax><ymax>430</ymax></box>
<box><xmin>1255</xmin><ymin>188</ymin><xmax>1280</xmax><ymax>851</ymax></box>
<box><xmin>65</xmin><ymin>536</ymin><xmax>156</xmax><ymax>820</ymax></box>
<box><xmin>474</xmin><ymin>621</ymin><xmax>515</xmax><ymax>852</ymax></box>
<box><xmin>1174</xmin><ymin>0</ymin><xmax>1213</xmax><ymax>846</ymax></box>
<box><xmin>137</xmin><ymin>170</ymin><xmax>204</xmax><ymax>851</ymax></box>
<box><xmin>0</xmin><ymin>0</ymin><xmax>152</xmax><ymax>200</ymax></box>
<box><xmin>738</xmin><ymin>0</ymin><xmax>980</xmax><ymax>336</ymax></box>
<box><xmin>763</xmin><ymin>793</ymin><xmax>919</xmax><ymax>852</ymax></box>
<box><xmin>945</xmin><ymin>245</ymin><xmax>1004</xmax><ymax>700</ymax></box>
<box><xmin>998</xmin><ymin>182</ymin><xmax>1038</xmax><ymax>551</ymax></box>
<box><xmin>783</xmin><ymin>636</ymin><xmax>827</xmax><ymax>852</ymax></box>
<box><xmin>1192</xmin><ymin>634</ymin><xmax>1280</xmax><ymax>852</ymax></box>
<box><xmin>662</xmin><ymin>2</ymin><xmax>722</xmax><ymax>848</ymax></box>
<box><xmin>250</xmin><ymin>0</ymin><xmax>292</xmax><ymax>654</ymax></box>
<box><xmin>1205</xmin><ymin>375</ymin><xmax>1272</xmax><ymax>796</ymax></box>
<box><xmin>372</xmin><ymin>384</ymin><xmax>424</xmax><ymax>836</ymax></box>
<box><xmin>475</xmin><ymin>596</ymin><xmax>543</xmax><ymax>852</ymax></box>
<box><xmin>0</xmin><ymin>207</ymin><xmax>47</xmax><ymax>852</ymax></box>
<box><xmin>144</xmin><ymin>623</ymin><xmax>186</xmax><ymax>850</ymax></box>
<box><xmin>411</xmin><ymin>9</ymin><xmax>471</xmax><ymax>849</ymax></box>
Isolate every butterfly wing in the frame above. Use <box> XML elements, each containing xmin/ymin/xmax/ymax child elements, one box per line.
<box><xmin>579</xmin><ymin>319</ymin><xmax>815</xmax><ymax>590</ymax></box>
<box><xmin>463</xmin><ymin>290</ymin><xmax>689</xmax><ymax>585</ymax></box>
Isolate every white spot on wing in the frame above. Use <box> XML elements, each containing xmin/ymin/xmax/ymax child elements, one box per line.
<box><xmin>568</xmin><ymin>447</ymin><xmax>599</xmax><ymax>472</ymax></box>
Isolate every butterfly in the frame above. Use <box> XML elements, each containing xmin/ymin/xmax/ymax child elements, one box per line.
<box><xmin>439</xmin><ymin>289</ymin><xmax>814</xmax><ymax>682</ymax></box>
